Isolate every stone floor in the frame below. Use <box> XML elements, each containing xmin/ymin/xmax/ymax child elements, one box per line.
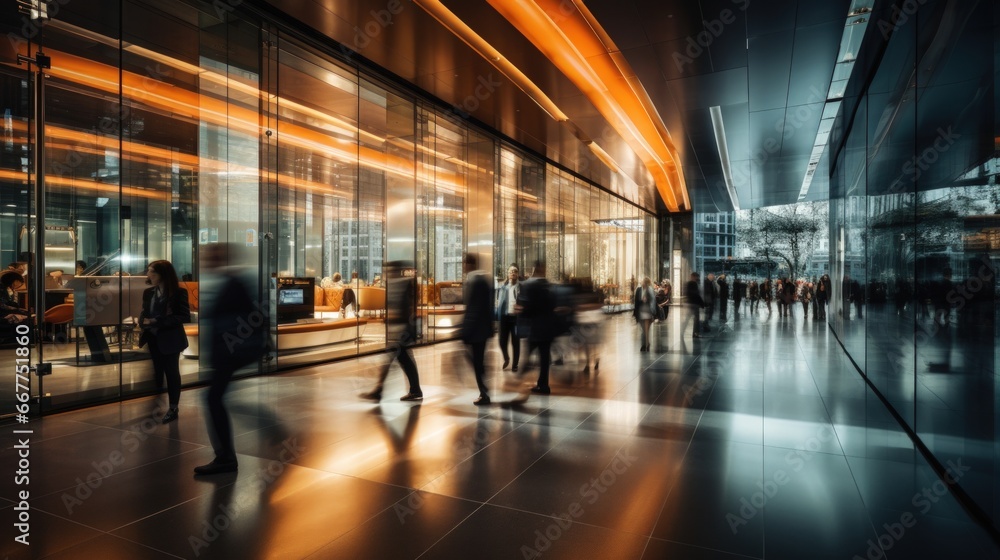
<box><xmin>1</xmin><ymin>309</ymin><xmax>997</xmax><ymax>559</ymax></box>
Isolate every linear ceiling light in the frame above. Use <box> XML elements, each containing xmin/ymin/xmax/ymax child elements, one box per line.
<box><xmin>486</xmin><ymin>0</ymin><xmax>688</xmax><ymax>212</ymax></box>
<box><xmin>587</xmin><ymin>141</ymin><xmax>622</xmax><ymax>175</ymax></box>
<box><xmin>412</xmin><ymin>0</ymin><xmax>568</xmax><ymax>122</ymax></box>
<box><xmin>798</xmin><ymin>0</ymin><xmax>874</xmax><ymax>201</ymax></box>
<box><xmin>710</xmin><ymin>106</ymin><xmax>739</xmax><ymax>211</ymax></box>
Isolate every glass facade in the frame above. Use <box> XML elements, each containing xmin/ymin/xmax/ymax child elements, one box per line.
<box><xmin>828</xmin><ymin>0</ymin><xmax>999</xmax><ymax>528</ymax></box>
<box><xmin>0</xmin><ymin>0</ymin><xmax>657</xmax><ymax>412</ymax></box>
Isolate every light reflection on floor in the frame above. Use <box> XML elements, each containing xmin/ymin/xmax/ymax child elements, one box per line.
<box><xmin>0</xmin><ymin>309</ymin><xmax>997</xmax><ymax>559</ymax></box>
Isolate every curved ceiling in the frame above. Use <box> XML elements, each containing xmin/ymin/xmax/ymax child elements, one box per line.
<box><xmin>264</xmin><ymin>0</ymin><xmax>854</xmax><ymax>214</ymax></box>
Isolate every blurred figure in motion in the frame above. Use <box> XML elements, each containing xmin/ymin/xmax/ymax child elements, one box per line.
<box><xmin>717</xmin><ymin>274</ymin><xmax>729</xmax><ymax>323</ymax></box>
<box><xmin>461</xmin><ymin>253</ymin><xmax>494</xmax><ymax>405</ymax></box>
<box><xmin>683</xmin><ymin>272</ymin><xmax>706</xmax><ymax>338</ymax></box>
<box><xmin>361</xmin><ymin>261</ymin><xmax>422</xmax><ymax>402</ymax></box>
<box><xmin>761</xmin><ymin>278</ymin><xmax>773</xmax><ymax>314</ymax></box>
<box><xmin>702</xmin><ymin>273</ymin><xmax>717</xmax><ymax>331</ymax></box>
<box><xmin>195</xmin><ymin>243</ymin><xmax>266</xmax><ymax>475</ymax></box>
<box><xmin>573</xmin><ymin>279</ymin><xmax>604</xmax><ymax>375</ymax></box>
<box><xmin>748</xmin><ymin>279</ymin><xmax>759</xmax><ymax>314</ymax></box>
<box><xmin>496</xmin><ymin>264</ymin><xmax>521</xmax><ymax>372</ymax></box>
<box><xmin>632</xmin><ymin>277</ymin><xmax>655</xmax><ymax>352</ymax></box>
<box><xmin>518</xmin><ymin>260</ymin><xmax>556</xmax><ymax>395</ymax></box>
<box><xmin>139</xmin><ymin>260</ymin><xmax>190</xmax><ymax>424</ymax></box>
<box><xmin>656</xmin><ymin>280</ymin><xmax>672</xmax><ymax>323</ymax></box>
<box><xmin>732</xmin><ymin>276</ymin><xmax>745</xmax><ymax>317</ymax></box>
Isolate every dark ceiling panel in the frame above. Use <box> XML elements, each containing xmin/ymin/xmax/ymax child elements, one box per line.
<box><xmin>745</xmin><ymin>0</ymin><xmax>798</xmax><ymax>37</ymax></box>
<box><xmin>667</xmin><ymin>67</ymin><xmax>750</xmax><ymax>110</ymax></box>
<box><xmin>747</xmin><ymin>30</ymin><xmax>794</xmax><ymax>112</ymax></box>
<box><xmin>786</xmin><ymin>21</ymin><xmax>844</xmax><ymax>106</ymax></box>
<box><xmin>632</xmin><ymin>0</ymin><xmax>706</xmax><ymax>43</ymax></box>
<box><xmin>796</xmin><ymin>0</ymin><xmax>850</xmax><ymax>26</ymax></box>
<box><xmin>779</xmin><ymin>102</ymin><xmax>824</xmax><ymax>158</ymax></box>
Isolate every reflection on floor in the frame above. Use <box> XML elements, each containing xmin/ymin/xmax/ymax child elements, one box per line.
<box><xmin>0</xmin><ymin>321</ymin><xmax>405</xmax><ymax>408</ymax></box>
<box><xmin>1</xmin><ymin>310</ymin><xmax>997</xmax><ymax>559</ymax></box>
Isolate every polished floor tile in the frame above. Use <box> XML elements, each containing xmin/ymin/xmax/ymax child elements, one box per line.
<box><xmin>3</xmin><ymin>314</ymin><xmax>998</xmax><ymax>559</ymax></box>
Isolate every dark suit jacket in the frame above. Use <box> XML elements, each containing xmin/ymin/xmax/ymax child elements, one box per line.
<box><xmin>206</xmin><ymin>272</ymin><xmax>265</xmax><ymax>371</ymax></box>
<box><xmin>518</xmin><ymin>277</ymin><xmax>556</xmax><ymax>342</ymax></box>
<box><xmin>685</xmin><ymin>280</ymin><xmax>704</xmax><ymax>307</ymax></box>
<box><xmin>386</xmin><ymin>276</ymin><xmax>417</xmax><ymax>344</ymax></box>
<box><xmin>461</xmin><ymin>272</ymin><xmax>493</xmax><ymax>343</ymax></box>
<box><xmin>140</xmin><ymin>287</ymin><xmax>190</xmax><ymax>354</ymax></box>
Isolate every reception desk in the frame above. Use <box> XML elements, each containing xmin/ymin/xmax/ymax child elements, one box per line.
<box><xmin>182</xmin><ymin>317</ymin><xmax>369</xmax><ymax>358</ymax></box>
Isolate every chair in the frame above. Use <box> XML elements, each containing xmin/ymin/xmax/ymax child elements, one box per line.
<box><xmin>357</xmin><ymin>287</ymin><xmax>386</xmax><ymax>318</ymax></box>
<box><xmin>43</xmin><ymin>303</ymin><xmax>74</xmax><ymax>342</ymax></box>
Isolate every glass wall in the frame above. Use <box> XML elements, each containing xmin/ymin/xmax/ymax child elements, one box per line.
<box><xmin>829</xmin><ymin>0</ymin><xmax>999</xmax><ymax>530</ymax></box>
<box><xmin>0</xmin><ymin>0</ymin><xmax>658</xmax><ymax>415</ymax></box>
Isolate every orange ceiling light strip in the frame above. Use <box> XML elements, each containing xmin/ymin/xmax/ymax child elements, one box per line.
<box><xmin>413</xmin><ymin>0</ymin><xmax>569</xmax><ymax>122</ymax></box>
<box><xmin>486</xmin><ymin>0</ymin><xmax>689</xmax><ymax>211</ymax></box>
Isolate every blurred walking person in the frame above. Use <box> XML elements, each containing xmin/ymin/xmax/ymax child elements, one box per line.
<box><xmin>732</xmin><ymin>276</ymin><xmax>745</xmax><ymax>317</ymax></box>
<box><xmin>361</xmin><ymin>261</ymin><xmax>422</xmax><ymax>402</ymax></box>
<box><xmin>682</xmin><ymin>272</ymin><xmax>706</xmax><ymax>338</ymax></box>
<box><xmin>461</xmin><ymin>254</ymin><xmax>494</xmax><ymax>405</ymax></box>
<box><xmin>632</xmin><ymin>277</ymin><xmax>656</xmax><ymax>352</ymax></box>
<box><xmin>717</xmin><ymin>274</ymin><xmax>730</xmax><ymax>323</ymax></box>
<box><xmin>702</xmin><ymin>273</ymin><xmax>717</xmax><ymax>331</ymax></box>
<box><xmin>518</xmin><ymin>260</ymin><xmax>556</xmax><ymax>395</ymax></box>
<box><xmin>195</xmin><ymin>244</ymin><xmax>265</xmax><ymax>475</ymax></box>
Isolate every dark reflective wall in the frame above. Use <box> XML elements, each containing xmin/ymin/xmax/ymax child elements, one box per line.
<box><xmin>830</xmin><ymin>0</ymin><xmax>999</xmax><ymax>530</ymax></box>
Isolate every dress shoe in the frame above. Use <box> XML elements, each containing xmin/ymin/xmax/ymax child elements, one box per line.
<box><xmin>360</xmin><ymin>389</ymin><xmax>382</xmax><ymax>402</ymax></box>
<box><xmin>400</xmin><ymin>392</ymin><xmax>423</xmax><ymax>402</ymax></box>
<box><xmin>193</xmin><ymin>460</ymin><xmax>238</xmax><ymax>475</ymax></box>
<box><xmin>502</xmin><ymin>358</ymin><xmax>510</xmax><ymax>370</ymax></box>
<box><xmin>511</xmin><ymin>365</ymin><xmax>518</xmax><ymax>372</ymax></box>
<box><xmin>473</xmin><ymin>395</ymin><xmax>491</xmax><ymax>406</ymax></box>
<box><xmin>161</xmin><ymin>408</ymin><xmax>178</xmax><ymax>424</ymax></box>
<box><xmin>530</xmin><ymin>385</ymin><xmax>550</xmax><ymax>395</ymax></box>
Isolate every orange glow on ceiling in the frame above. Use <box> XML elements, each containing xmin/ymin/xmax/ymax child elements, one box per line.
<box><xmin>485</xmin><ymin>0</ymin><xmax>689</xmax><ymax>212</ymax></box>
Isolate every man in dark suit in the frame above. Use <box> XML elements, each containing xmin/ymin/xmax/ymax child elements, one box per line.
<box><xmin>194</xmin><ymin>243</ymin><xmax>266</xmax><ymax>475</ymax></box>
<box><xmin>732</xmin><ymin>276</ymin><xmax>745</xmax><ymax>317</ymax></box>
<box><xmin>518</xmin><ymin>260</ymin><xmax>557</xmax><ymax>395</ymax></box>
<box><xmin>461</xmin><ymin>253</ymin><xmax>494</xmax><ymax>405</ymax></box>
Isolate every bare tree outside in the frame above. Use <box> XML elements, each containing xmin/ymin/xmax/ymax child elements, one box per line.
<box><xmin>736</xmin><ymin>202</ymin><xmax>829</xmax><ymax>279</ymax></box>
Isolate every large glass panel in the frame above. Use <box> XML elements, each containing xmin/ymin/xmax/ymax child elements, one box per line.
<box><xmin>33</xmin><ymin>0</ymin><xmax>125</xmax><ymax>408</ymax></box>
<box><xmin>864</xmin><ymin>9</ymin><xmax>917</xmax><ymax>424</ymax></box>
<box><xmin>839</xmin><ymin>98</ymin><xmax>868</xmax><ymax>370</ymax></box>
<box><xmin>416</xmin><ymin>107</ymin><xmax>468</xmax><ymax>342</ymax></box>
<box><xmin>912</xmin><ymin>0</ymin><xmax>997</xmax><ymax>524</ymax></box>
<box><xmin>271</xmin><ymin>36</ymin><xmax>362</xmax><ymax>365</ymax></box>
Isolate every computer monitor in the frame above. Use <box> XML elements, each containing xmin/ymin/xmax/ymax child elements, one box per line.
<box><xmin>278</xmin><ymin>288</ymin><xmax>304</xmax><ymax>305</ymax></box>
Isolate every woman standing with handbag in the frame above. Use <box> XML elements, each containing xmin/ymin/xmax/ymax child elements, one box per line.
<box><xmin>139</xmin><ymin>260</ymin><xmax>190</xmax><ymax>424</ymax></box>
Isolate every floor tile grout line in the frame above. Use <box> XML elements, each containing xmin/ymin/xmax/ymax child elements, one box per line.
<box><xmin>24</xmin><ymin>446</ymin><xmax>208</xmax><ymax>502</ymax></box>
